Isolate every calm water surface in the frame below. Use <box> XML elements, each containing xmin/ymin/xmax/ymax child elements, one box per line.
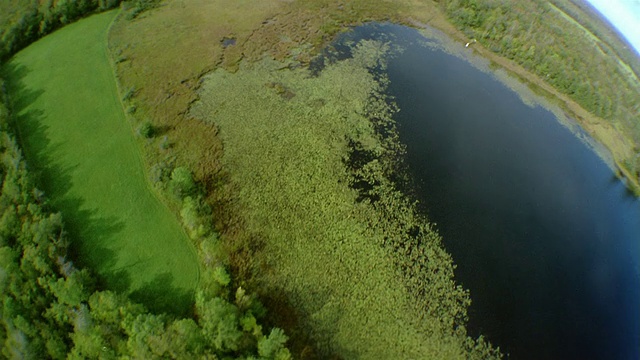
<box><xmin>340</xmin><ymin>24</ymin><xmax>640</xmax><ymax>359</ymax></box>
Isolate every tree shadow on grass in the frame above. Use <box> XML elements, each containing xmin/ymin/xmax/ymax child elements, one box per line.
<box><xmin>3</xmin><ymin>61</ymin><xmax>196</xmax><ymax>315</ymax></box>
<box><xmin>0</xmin><ymin>62</ymin><xmax>193</xmax><ymax>309</ymax></box>
<box><xmin>129</xmin><ymin>272</ymin><xmax>195</xmax><ymax>317</ymax></box>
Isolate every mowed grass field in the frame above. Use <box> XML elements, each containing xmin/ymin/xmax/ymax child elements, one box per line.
<box><xmin>3</xmin><ymin>10</ymin><xmax>199</xmax><ymax>314</ymax></box>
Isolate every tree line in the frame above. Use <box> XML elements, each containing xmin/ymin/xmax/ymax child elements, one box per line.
<box><xmin>438</xmin><ymin>0</ymin><xmax>640</xmax><ymax>182</ymax></box>
<box><xmin>0</xmin><ymin>0</ymin><xmax>163</xmax><ymax>62</ymax></box>
<box><xmin>1</xmin><ymin>3</ymin><xmax>292</xmax><ymax>358</ymax></box>
<box><xmin>0</xmin><ymin>77</ymin><xmax>291</xmax><ymax>359</ymax></box>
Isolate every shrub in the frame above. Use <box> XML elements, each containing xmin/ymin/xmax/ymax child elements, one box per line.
<box><xmin>169</xmin><ymin>166</ymin><xmax>196</xmax><ymax>198</ymax></box>
<box><xmin>138</xmin><ymin>121</ymin><xmax>154</xmax><ymax>138</ymax></box>
<box><xmin>180</xmin><ymin>196</ymin><xmax>208</xmax><ymax>239</ymax></box>
<box><xmin>121</xmin><ymin>87</ymin><xmax>135</xmax><ymax>101</ymax></box>
<box><xmin>258</xmin><ymin>328</ymin><xmax>291</xmax><ymax>360</ymax></box>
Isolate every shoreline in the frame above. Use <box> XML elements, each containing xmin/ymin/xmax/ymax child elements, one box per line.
<box><xmin>402</xmin><ymin>14</ymin><xmax>640</xmax><ymax>196</ymax></box>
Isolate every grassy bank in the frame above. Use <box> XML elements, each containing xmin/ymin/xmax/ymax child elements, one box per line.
<box><xmin>2</xmin><ymin>10</ymin><xmax>199</xmax><ymax>314</ymax></box>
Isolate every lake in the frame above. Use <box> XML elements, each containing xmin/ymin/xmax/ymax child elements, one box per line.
<box><xmin>337</xmin><ymin>24</ymin><xmax>640</xmax><ymax>359</ymax></box>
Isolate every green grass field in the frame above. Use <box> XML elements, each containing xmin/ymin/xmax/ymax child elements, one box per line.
<box><xmin>3</xmin><ymin>10</ymin><xmax>199</xmax><ymax>315</ymax></box>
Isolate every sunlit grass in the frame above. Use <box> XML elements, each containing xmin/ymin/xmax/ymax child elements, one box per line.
<box><xmin>3</xmin><ymin>11</ymin><xmax>199</xmax><ymax>315</ymax></box>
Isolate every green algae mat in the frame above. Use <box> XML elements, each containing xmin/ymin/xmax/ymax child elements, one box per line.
<box><xmin>3</xmin><ymin>11</ymin><xmax>198</xmax><ymax>314</ymax></box>
<box><xmin>191</xmin><ymin>42</ymin><xmax>490</xmax><ymax>358</ymax></box>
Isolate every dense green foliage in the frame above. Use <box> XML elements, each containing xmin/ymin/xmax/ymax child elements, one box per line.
<box><xmin>0</xmin><ymin>0</ymin><xmax>123</xmax><ymax>62</ymax></box>
<box><xmin>2</xmin><ymin>11</ymin><xmax>201</xmax><ymax>311</ymax></box>
<box><xmin>439</xmin><ymin>0</ymin><xmax>640</xmax><ymax>177</ymax></box>
<box><xmin>0</xmin><ymin>70</ymin><xmax>289</xmax><ymax>360</ymax></box>
<box><xmin>0</xmin><ymin>0</ymin><xmax>167</xmax><ymax>62</ymax></box>
<box><xmin>192</xmin><ymin>40</ymin><xmax>500</xmax><ymax>359</ymax></box>
<box><xmin>1</xmin><ymin>10</ymin><xmax>290</xmax><ymax>360</ymax></box>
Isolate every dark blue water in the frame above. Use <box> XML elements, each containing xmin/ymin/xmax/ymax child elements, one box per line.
<box><xmin>342</xmin><ymin>24</ymin><xmax>640</xmax><ymax>359</ymax></box>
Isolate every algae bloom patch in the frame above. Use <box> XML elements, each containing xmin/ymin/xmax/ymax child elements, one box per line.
<box><xmin>191</xmin><ymin>39</ymin><xmax>497</xmax><ymax>358</ymax></box>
